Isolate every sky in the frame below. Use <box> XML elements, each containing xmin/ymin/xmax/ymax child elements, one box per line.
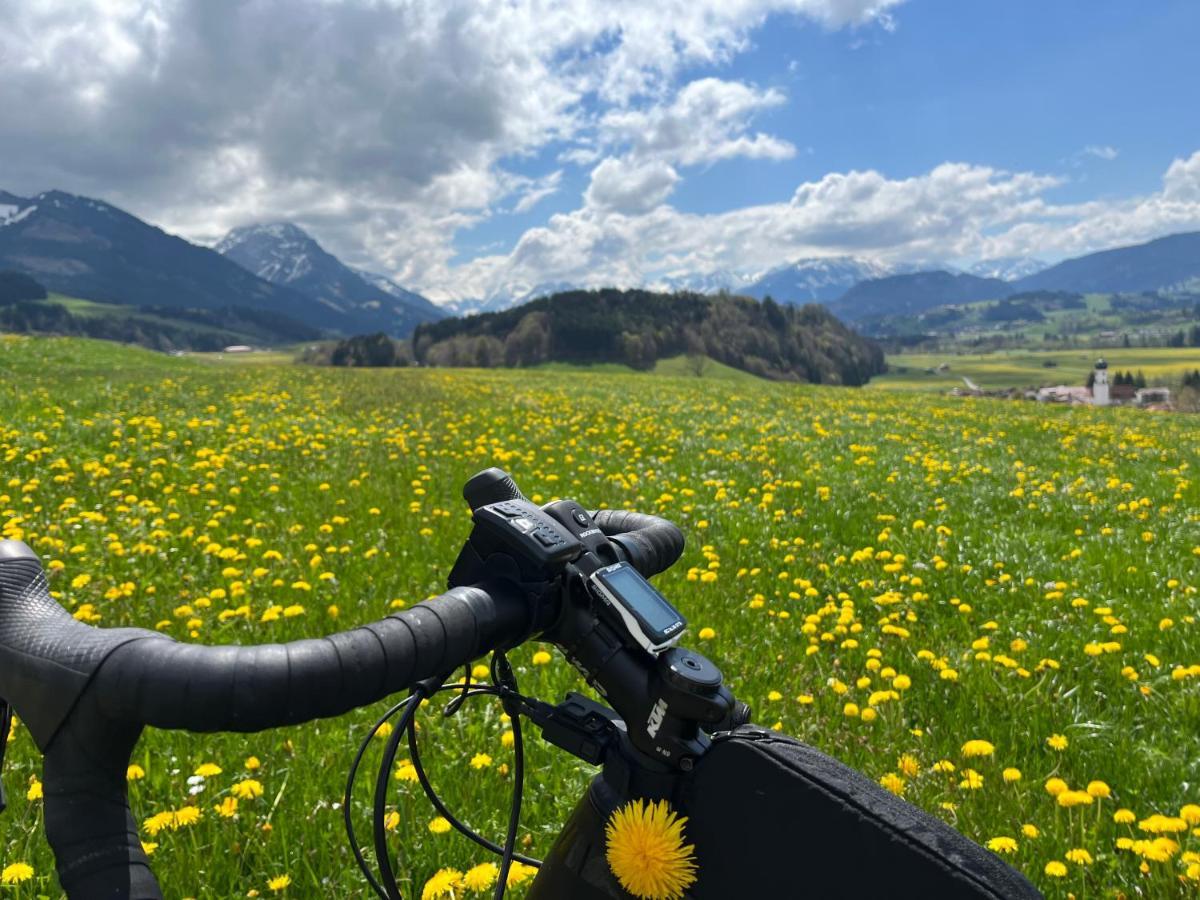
<box><xmin>2</xmin><ymin>0</ymin><xmax>1198</xmax><ymax>303</ymax></box>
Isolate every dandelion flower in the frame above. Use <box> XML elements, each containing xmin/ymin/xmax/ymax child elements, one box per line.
<box><xmin>531</xmin><ymin>651</ymin><xmax>552</xmax><ymax>665</ymax></box>
<box><xmin>1043</xmin><ymin>777</ymin><xmax>1068</xmax><ymax>797</ymax></box>
<box><xmin>194</xmin><ymin>763</ymin><xmax>222</xmax><ymax>778</ymax></box>
<box><xmin>1046</xmin><ymin>734</ymin><xmax>1069</xmax><ymax>751</ymax></box>
<box><xmin>267</xmin><ymin>874</ymin><xmax>291</xmax><ymax>892</ymax></box>
<box><xmin>958</xmin><ymin>769</ymin><xmax>983</xmax><ymax>790</ymax></box>
<box><xmin>1</xmin><ymin>863</ymin><xmax>33</xmax><ymax>885</ymax></box>
<box><xmin>462</xmin><ymin>862</ymin><xmax>499</xmax><ymax>892</ymax></box>
<box><xmin>1022</xmin><ymin>824</ymin><xmax>1039</xmax><ymax>839</ymax></box>
<box><xmin>986</xmin><ymin>837</ymin><xmax>1018</xmax><ymax>854</ymax></box>
<box><xmin>1065</xmin><ymin>848</ymin><xmax>1093</xmax><ymax>866</ymax></box>
<box><xmin>470</xmin><ymin>753</ymin><xmax>493</xmax><ymax>770</ymax></box>
<box><xmin>1086</xmin><ymin>780</ymin><xmax>1111</xmax><ymax>799</ymax></box>
<box><xmin>605</xmin><ymin>799</ymin><xmax>698</xmax><ymax>900</ymax></box>
<box><xmin>1044</xmin><ymin>861</ymin><xmax>1067</xmax><ymax>878</ymax></box>
<box><xmin>231</xmin><ymin>779</ymin><xmax>264</xmax><ymax>800</ymax></box>
<box><xmin>428</xmin><ymin>816</ymin><xmax>451</xmax><ymax>834</ymax></box>
<box><xmin>879</xmin><ymin>772</ymin><xmax>906</xmax><ymax>796</ymax></box>
<box><xmin>505</xmin><ymin>862</ymin><xmax>537</xmax><ymax>887</ymax></box>
<box><xmin>1002</xmin><ymin>768</ymin><xmax>1022</xmax><ymax>783</ymax></box>
<box><xmin>421</xmin><ymin>868</ymin><xmax>463</xmax><ymax>900</ymax></box>
<box><xmin>1113</xmin><ymin>808</ymin><xmax>1135</xmax><ymax>824</ymax></box>
<box><xmin>961</xmin><ymin>740</ymin><xmax>995</xmax><ymax>758</ymax></box>
<box><xmin>127</xmin><ymin>764</ymin><xmax>146</xmax><ymax>781</ymax></box>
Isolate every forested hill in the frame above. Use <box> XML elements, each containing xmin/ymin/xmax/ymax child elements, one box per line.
<box><xmin>411</xmin><ymin>289</ymin><xmax>885</xmax><ymax>385</ymax></box>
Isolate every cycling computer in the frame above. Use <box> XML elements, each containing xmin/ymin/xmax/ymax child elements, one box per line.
<box><xmin>589</xmin><ymin>561</ymin><xmax>686</xmax><ymax>654</ymax></box>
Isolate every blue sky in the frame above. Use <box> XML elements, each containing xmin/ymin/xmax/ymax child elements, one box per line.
<box><xmin>4</xmin><ymin>1</ymin><xmax>1199</xmax><ymax>301</ymax></box>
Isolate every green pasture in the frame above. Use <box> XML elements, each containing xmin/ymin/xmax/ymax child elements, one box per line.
<box><xmin>875</xmin><ymin>347</ymin><xmax>1200</xmax><ymax>391</ymax></box>
<box><xmin>1</xmin><ymin>335</ymin><xmax>1199</xmax><ymax>897</ymax></box>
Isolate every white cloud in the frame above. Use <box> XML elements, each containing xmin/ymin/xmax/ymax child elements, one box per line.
<box><xmin>601</xmin><ymin>78</ymin><xmax>794</xmax><ymax>166</ymax></box>
<box><xmin>446</xmin><ymin>151</ymin><xmax>1200</xmax><ymax>300</ymax></box>
<box><xmin>0</xmin><ymin>0</ymin><xmax>906</xmax><ymax>297</ymax></box>
<box><xmin>1083</xmin><ymin>145</ymin><xmax>1120</xmax><ymax>161</ymax></box>
<box><xmin>512</xmin><ymin>170</ymin><xmax>564</xmax><ymax>214</ymax></box>
<box><xmin>585</xmin><ymin>158</ymin><xmax>681</xmax><ymax>214</ymax></box>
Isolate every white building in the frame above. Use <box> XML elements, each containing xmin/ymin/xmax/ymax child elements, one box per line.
<box><xmin>1092</xmin><ymin>358</ymin><xmax>1110</xmax><ymax>407</ymax></box>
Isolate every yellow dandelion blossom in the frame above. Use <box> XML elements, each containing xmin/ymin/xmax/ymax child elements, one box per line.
<box><xmin>394</xmin><ymin>760</ymin><xmax>419</xmax><ymax>783</ymax></box>
<box><xmin>1046</xmin><ymin>734</ymin><xmax>1069</xmax><ymax>751</ymax></box>
<box><xmin>1044</xmin><ymin>777</ymin><xmax>1068</xmax><ymax>797</ymax></box>
<box><xmin>142</xmin><ymin>811</ymin><xmax>174</xmax><ymax>836</ymax></box>
<box><xmin>503</xmin><ymin>861</ymin><xmax>537</xmax><ymax>888</ymax></box>
<box><xmin>26</xmin><ymin>777</ymin><xmax>43</xmax><ymax>801</ymax></box>
<box><xmin>127</xmin><ymin>764</ymin><xmax>146</xmax><ymax>781</ymax></box>
<box><xmin>1044</xmin><ymin>861</ymin><xmax>1067</xmax><ymax>878</ymax></box>
<box><xmin>231</xmin><ymin>779</ymin><xmax>264</xmax><ymax>800</ymax></box>
<box><xmin>1086</xmin><ymin>780</ymin><xmax>1111</xmax><ymax>799</ymax></box>
<box><xmin>214</xmin><ymin>796</ymin><xmax>238</xmax><ymax>818</ymax></box>
<box><xmin>960</xmin><ymin>739</ymin><xmax>995</xmax><ymax>758</ymax></box>
<box><xmin>172</xmin><ymin>806</ymin><xmax>202</xmax><ymax>828</ymax></box>
<box><xmin>1113</xmin><ymin>808</ymin><xmax>1136</xmax><ymax>824</ymax></box>
<box><xmin>1002</xmin><ymin>767</ymin><xmax>1022</xmax><ymax>783</ymax></box>
<box><xmin>194</xmin><ymin>762</ymin><xmax>222</xmax><ymax>778</ymax></box>
<box><xmin>267</xmin><ymin>874</ymin><xmax>291</xmax><ymax>892</ymax></box>
<box><xmin>605</xmin><ymin>799</ymin><xmax>698</xmax><ymax>900</ymax></box>
<box><xmin>531</xmin><ymin>651</ymin><xmax>552</xmax><ymax>666</ymax></box>
<box><xmin>1065</xmin><ymin>848</ymin><xmax>1093</xmax><ymax>866</ymax></box>
<box><xmin>244</xmin><ymin>756</ymin><xmax>261</xmax><ymax>771</ymax></box>
<box><xmin>421</xmin><ymin>868</ymin><xmax>463</xmax><ymax>900</ymax></box>
<box><xmin>986</xmin><ymin>837</ymin><xmax>1018</xmax><ymax>854</ymax></box>
<box><xmin>470</xmin><ymin>753</ymin><xmax>493</xmax><ymax>770</ymax></box>
<box><xmin>1022</xmin><ymin>824</ymin><xmax>1039</xmax><ymax>839</ymax></box>
<box><xmin>958</xmin><ymin>769</ymin><xmax>983</xmax><ymax>790</ymax></box>
<box><xmin>462</xmin><ymin>862</ymin><xmax>499</xmax><ymax>892</ymax></box>
<box><xmin>428</xmin><ymin>816</ymin><xmax>452</xmax><ymax>834</ymax></box>
<box><xmin>1</xmin><ymin>863</ymin><xmax>33</xmax><ymax>885</ymax></box>
<box><xmin>879</xmin><ymin>772</ymin><xmax>906</xmax><ymax>796</ymax></box>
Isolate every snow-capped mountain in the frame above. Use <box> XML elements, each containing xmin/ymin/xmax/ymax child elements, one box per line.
<box><xmin>968</xmin><ymin>257</ymin><xmax>1048</xmax><ymax>281</ymax></box>
<box><xmin>0</xmin><ymin>189</ymin><xmax>332</xmax><ymax>328</ymax></box>
<box><xmin>0</xmin><ymin>192</ymin><xmax>39</xmax><ymax>228</ymax></box>
<box><xmin>739</xmin><ymin>256</ymin><xmax>902</xmax><ymax>305</ymax></box>
<box><xmin>216</xmin><ymin>223</ymin><xmax>444</xmax><ymax>336</ymax></box>
<box><xmin>650</xmin><ymin>269</ymin><xmax>746</xmax><ymax>295</ymax></box>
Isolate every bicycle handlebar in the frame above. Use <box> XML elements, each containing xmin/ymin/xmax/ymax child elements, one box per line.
<box><xmin>0</xmin><ymin>501</ymin><xmax>685</xmax><ymax>898</ymax></box>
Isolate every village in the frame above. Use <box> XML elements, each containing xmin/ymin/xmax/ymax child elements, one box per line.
<box><xmin>949</xmin><ymin>358</ymin><xmax>1177</xmax><ymax>410</ymax></box>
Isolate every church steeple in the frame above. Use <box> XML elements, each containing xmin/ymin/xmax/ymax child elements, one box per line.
<box><xmin>1092</xmin><ymin>358</ymin><xmax>1110</xmax><ymax>406</ymax></box>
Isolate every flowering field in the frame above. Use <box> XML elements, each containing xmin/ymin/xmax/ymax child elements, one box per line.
<box><xmin>2</xmin><ymin>334</ymin><xmax>1199</xmax><ymax>898</ymax></box>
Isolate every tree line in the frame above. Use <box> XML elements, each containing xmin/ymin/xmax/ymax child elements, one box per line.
<box><xmin>379</xmin><ymin>289</ymin><xmax>886</xmax><ymax>385</ymax></box>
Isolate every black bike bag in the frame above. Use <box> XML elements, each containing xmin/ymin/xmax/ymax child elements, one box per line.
<box><xmin>679</xmin><ymin>726</ymin><xmax>1042</xmax><ymax>898</ymax></box>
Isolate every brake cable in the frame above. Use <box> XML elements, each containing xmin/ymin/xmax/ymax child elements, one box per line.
<box><xmin>344</xmin><ymin>656</ymin><xmax>548</xmax><ymax>899</ymax></box>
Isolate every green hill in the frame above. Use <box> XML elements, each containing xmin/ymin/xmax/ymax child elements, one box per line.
<box><xmin>410</xmin><ymin>288</ymin><xmax>885</xmax><ymax>385</ymax></box>
<box><xmin>0</xmin><ymin>292</ymin><xmax>320</xmax><ymax>352</ymax></box>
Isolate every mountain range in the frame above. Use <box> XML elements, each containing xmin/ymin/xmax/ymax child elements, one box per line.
<box><xmin>215</xmin><ymin>223</ymin><xmax>443</xmax><ymax>336</ymax></box>
<box><xmin>0</xmin><ymin>190</ymin><xmax>442</xmax><ymax>338</ymax></box>
<box><xmin>3</xmin><ymin>186</ymin><xmax>1200</xmax><ymax>339</ymax></box>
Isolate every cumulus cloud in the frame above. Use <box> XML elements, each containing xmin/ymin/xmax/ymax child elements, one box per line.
<box><xmin>585</xmin><ymin>158</ymin><xmax>681</xmax><ymax>213</ymax></box>
<box><xmin>1083</xmin><ymin>145</ymin><xmax>1120</xmax><ymax>161</ymax></box>
<box><xmin>600</xmin><ymin>78</ymin><xmax>794</xmax><ymax>166</ymax></box>
<box><xmin>448</xmin><ymin>151</ymin><xmax>1200</xmax><ymax>299</ymax></box>
<box><xmin>0</xmin><ymin>0</ymin><xmax>904</xmax><ymax>296</ymax></box>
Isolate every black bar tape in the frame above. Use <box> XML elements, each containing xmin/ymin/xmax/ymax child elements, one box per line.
<box><xmin>590</xmin><ymin>509</ymin><xmax>685</xmax><ymax>577</ymax></box>
<box><xmin>94</xmin><ymin>586</ymin><xmax>526</xmax><ymax>734</ymax></box>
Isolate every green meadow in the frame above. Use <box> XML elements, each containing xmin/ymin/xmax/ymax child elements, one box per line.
<box><xmin>1</xmin><ymin>335</ymin><xmax>1199</xmax><ymax>897</ymax></box>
